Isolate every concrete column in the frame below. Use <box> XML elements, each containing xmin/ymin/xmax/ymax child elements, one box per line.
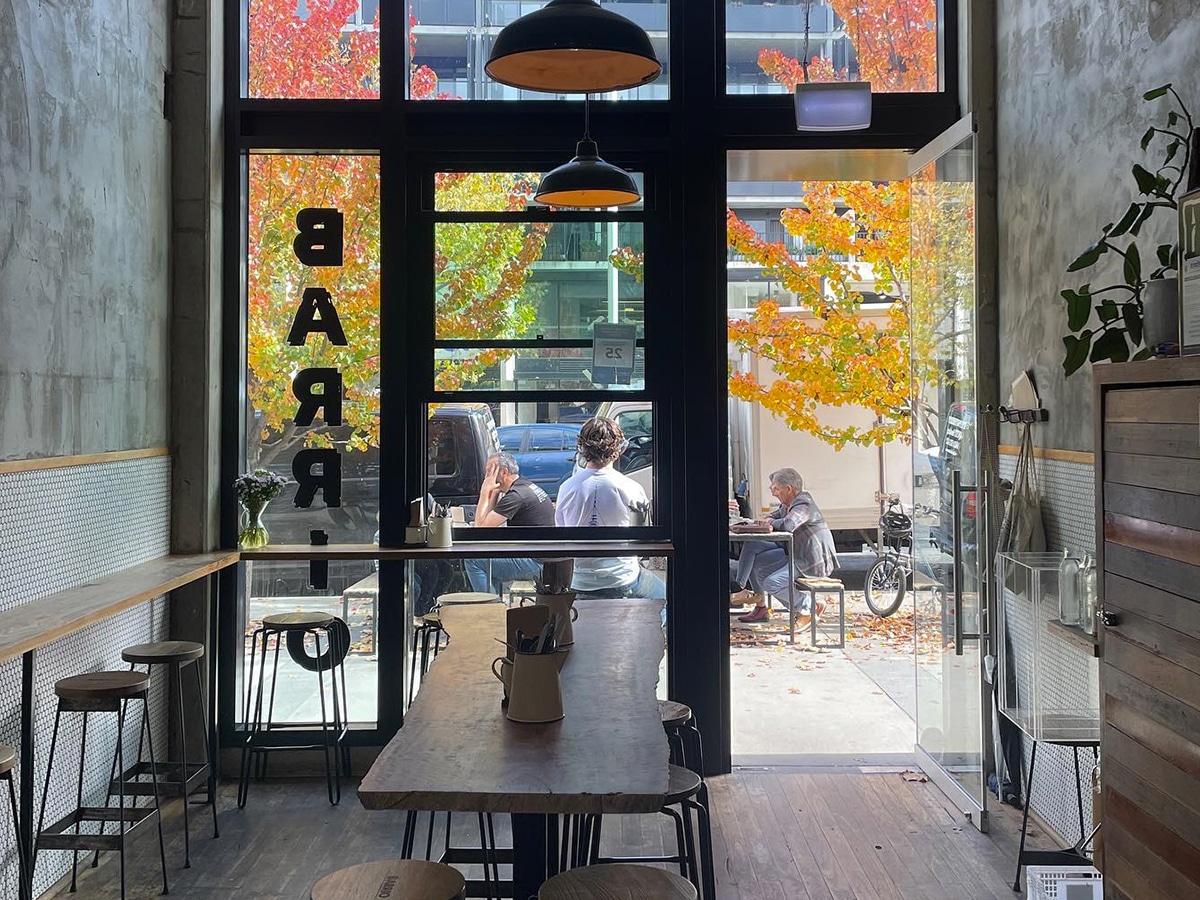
<box><xmin>169</xmin><ymin>0</ymin><xmax>224</xmax><ymax>762</ymax></box>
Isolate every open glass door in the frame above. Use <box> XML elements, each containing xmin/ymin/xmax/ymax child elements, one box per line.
<box><xmin>909</xmin><ymin>116</ymin><xmax>992</xmax><ymax>831</ymax></box>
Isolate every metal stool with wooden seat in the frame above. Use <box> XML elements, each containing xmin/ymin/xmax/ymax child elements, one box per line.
<box><xmin>580</xmin><ymin>764</ymin><xmax>715</xmax><ymax>900</ymax></box>
<box><xmin>435</xmin><ymin>591</ymin><xmax>502</xmax><ymax>608</ymax></box>
<box><xmin>659</xmin><ymin>700</ymin><xmax>705</xmax><ymax>774</ymax></box>
<box><xmin>795</xmin><ymin>576</ymin><xmax>847</xmax><ymax>648</ymax></box>
<box><xmin>538</xmin><ymin>863</ymin><xmax>697</xmax><ymax>899</ymax></box>
<box><xmin>409</xmin><ymin>612</ymin><xmax>447</xmax><ymax>706</ymax></box>
<box><xmin>34</xmin><ymin>672</ymin><xmax>169</xmax><ymax>900</ymax></box>
<box><xmin>1</xmin><ymin>745</ymin><xmax>30</xmax><ymax>900</ymax></box>
<box><xmin>99</xmin><ymin>641</ymin><xmax>217</xmax><ymax>869</ymax></box>
<box><xmin>311</xmin><ymin>859</ymin><xmax>466</xmax><ymax>900</ymax></box>
<box><xmin>239</xmin><ymin>611</ymin><xmax>350</xmax><ymax>808</ymax></box>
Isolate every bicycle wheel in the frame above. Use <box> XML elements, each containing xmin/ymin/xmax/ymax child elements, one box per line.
<box><xmin>864</xmin><ymin>556</ymin><xmax>907</xmax><ymax>618</ymax></box>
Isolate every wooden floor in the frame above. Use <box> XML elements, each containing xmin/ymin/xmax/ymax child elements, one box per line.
<box><xmin>44</xmin><ymin>769</ymin><xmax>1049</xmax><ymax>899</ymax></box>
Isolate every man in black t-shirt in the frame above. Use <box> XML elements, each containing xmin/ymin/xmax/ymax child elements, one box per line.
<box><xmin>465</xmin><ymin>453</ymin><xmax>555</xmax><ymax>593</ymax></box>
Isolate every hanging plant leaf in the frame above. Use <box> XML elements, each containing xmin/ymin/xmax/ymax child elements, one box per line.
<box><xmin>1166</xmin><ymin>141</ymin><xmax>1181</xmax><ymax>164</ymax></box>
<box><xmin>1109</xmin><ymin>203</ymin><xmax>1141</xmax><ymax>237</ymax></box>
<box><xmin>1097</xmin><ymin>299</ymin><xmax>1120</xmax><ymax>323</ymax></box>
<box><xmin>1063</xmin><ymin>332</ymin><xmax>1093</xmax><ymax>376</ymax></box>
<box><xmin>1062</xmin><ymin>288</ymin><xmax>1092</xmax><ymax>331</ymax></box>
<box><xmin>1124</xmin><ymin>243</ymin><xmax>1142</xmax><ymax>286</ymax></box>
<box><xmin>1143</xmin><ymin>85</ymin><xmax>1171</xmax><ymax>100</ymax></box>
<box><xmin>1141</xmin><ymin>127</ymin><xmax>1157</xmax><ymax>151</ymax></box>
<box><xmin>1133</xmin><ymin>165</ymin><xmax>1158</xmax><ymax>194</ymax></box>
<box><xmin>1090</xmin><ymin>328</ymin><xmax>1131</xmax><ymax>364</ymax></box>
<box><xmin>1158</xmin><ymin>243</ymin><xmax>1175</xmax><ymax>268</ymax></box>
<box><xmin>1122</xmin><ymin>302</ymin><xmax>1144</xmax><ymax>345</ymax></box>
<box><xmin>1068</xmin><ymin>241</ymin><xmax>1108</xmax><ymax>271</ymax></box>
<box><xmin>1133</xmin><ymin>348</ymin><xmax>1154</xmax><ymax>361</ymax></box>
<box><xmin>1131</xmin><ymin>204</ymin><xmax>1155</xmax><ymax>235</ymax></box>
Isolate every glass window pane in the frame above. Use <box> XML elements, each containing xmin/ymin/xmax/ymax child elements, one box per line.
<box><xmin>434</xmin><ymin>218</ymin><xmax>646</xmax><ymax>391</ymax></box>
<box><xmin>245</xmin><ymin>153</ymin><xmax>380</xmax><ymax>547</ymax></box>
<box><xmin>247</xmin><ymin>0</ymin><xmax>381</xmax><ymax>99</ymax></box>
<box><xmin>411</xmin><ymin>1</ymin><xmax>669</xmax><ymax>101</ymax></box>
<box><xmin>725</xmin><ymin>0</ymin><xmax>938</xmax><ymax>95</ymax></box>
<box><xmin>434</xmin><ymin>172</ymin><xmax>645</xmax><ymax>213</ymax></box>
<box><xmin>428</xmin><ymin>401</ymin><xmax>655</xmax><ymax>521</ymax></box>
<box><xmin>240</xmin><ymin>559</ymin><xmax>380</xmax><ymax>727</ymax></box>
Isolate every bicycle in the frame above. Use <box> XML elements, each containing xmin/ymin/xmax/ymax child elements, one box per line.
<box><xmin>864</xmin><ymin>497</ymin><xmax>915</xmax><ymax>618</ymax></box>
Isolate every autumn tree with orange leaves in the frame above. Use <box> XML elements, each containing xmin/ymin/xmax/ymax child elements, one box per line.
<box><xmin>244</xmin><ymin>2</ymin><xmax>547</xmax><ymax>466</ymax></box>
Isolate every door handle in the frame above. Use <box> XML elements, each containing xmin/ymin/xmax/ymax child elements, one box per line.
<box><xmin>951</xmin><ymin>470</ymin><xmax>982</xmax><ymax>656</ymax></box>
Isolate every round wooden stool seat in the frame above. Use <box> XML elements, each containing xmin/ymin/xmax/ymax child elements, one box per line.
<box><xmin>311</xmin><ymin>859</ymin><xmax>466</xmax><ymax>900</ymax></box>
<box><xmin>0</xmin><ymin>744</ymin><xmax>15</xmax><ymax>775</ymax></box>
<box><xmin>665</xmin><ymin>763</ymin><xmax>703</xmax><ymax>804</ymax></box>
<box><xmin>263</xmin><ymin>611</ymin><xmax>334</xmax><ymax>630</ymax></box>
<box><xmin>539</xmin><ymin>863</ymin><xmax>697</xmax><ymax>899</ymax></box>
<box><xmin>658</xmin><ymin>699</ymin><xmax>692</xmax><ymax>729</ymax></box>
<box><xmin>55</xmin><ymin>671</ymin><xmax>150</xmax><ymax>701</ymax></box>
<box><xmin>435</xmin><ymin>592</ymin><xmax>501</xmax><ymax>606</ymax></box>
<box><xmin>122</xmin><ymin>641</ymin><xmax>204</xmax><ymax>665</ymax></box>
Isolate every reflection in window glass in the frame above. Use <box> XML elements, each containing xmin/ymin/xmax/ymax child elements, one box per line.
<box><xmin>410</xmin><ymin>1</ymin><xmax>669</xmax><ymax>101</ymax></box>
<box><xmin>247</xmin><ymin>0</ymin><xmax>380</xmax><ymax>99</ymax></box>
<box><xmin>240</xmin><ymin>560</ymin><xmax>379</xmax><ymax>727</ymax></box>
<box><xmin>434</xmin><ymin>219</ymin><xmax>645</xmax><ymax>390</ymax></box>
<box><xmin>725</xmin><ymin>0</ymin><xmax>937</xmax><ymax>95</ymax></box>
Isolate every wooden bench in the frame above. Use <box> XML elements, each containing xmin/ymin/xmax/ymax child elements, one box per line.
<box><xmin>795</xmin><ymin>576</ymin><xmax>846</xmax><ymax>649</ymax></box>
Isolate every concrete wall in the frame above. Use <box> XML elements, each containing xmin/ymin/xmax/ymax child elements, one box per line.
<box><xmin>0</xmin><ymin>0</ymin><xmax>171</xmax><ymax>459</ymax></box>
<box><xmin>996</xmin><ymin>0</ymin><xmax>1200</xmax><ymax>451</ymax></box>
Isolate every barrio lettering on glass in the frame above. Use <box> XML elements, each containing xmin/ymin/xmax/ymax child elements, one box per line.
<box><xmin>288</xmin><ymin>208</ymin><xmax>346</xmax><ymax>511</ymax></box>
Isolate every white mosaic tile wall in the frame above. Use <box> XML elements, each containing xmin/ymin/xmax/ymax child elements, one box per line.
<box><xmin>0</xmin><ymin>457</ymin><xmax>171</xmax><ymax>898</ymax></box>
<box><xmin>999</xmin><ymin>449</ymin><xmax>1099</xmax><ymax>848</ymax></box>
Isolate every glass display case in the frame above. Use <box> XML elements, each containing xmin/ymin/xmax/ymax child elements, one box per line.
<box><xmin>995</xmin><ymin>552</ymin><xmax>1100</xmax><ymax>743</ymax></box>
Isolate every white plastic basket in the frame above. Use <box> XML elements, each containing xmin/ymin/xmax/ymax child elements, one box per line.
<box><xmin>1027</xmin><ymin>865</ymin><xmax>1103</xmax><ymax>900</ymax></box>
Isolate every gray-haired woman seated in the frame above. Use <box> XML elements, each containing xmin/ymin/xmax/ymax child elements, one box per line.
<box><xmin>730</xmin><ymin>468</ymin><xmax>838</xmax><ymax>623</ymax></box>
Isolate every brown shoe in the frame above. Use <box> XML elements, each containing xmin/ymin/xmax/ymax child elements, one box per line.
<box><xmin>738</xmin><ymin>605</ymin><xmax>771</xmax><ymax>623</ymax></box>
<box><xmin>729</xmin><ymin>588</ymin><xmax>756</xmax><ymax>609</ymax></box>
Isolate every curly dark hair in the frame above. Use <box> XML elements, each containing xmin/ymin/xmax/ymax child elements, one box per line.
<box><xmin>577</xmin><ymin>416</ymin><xmax>625</xmax><ymax>465</ymax></box>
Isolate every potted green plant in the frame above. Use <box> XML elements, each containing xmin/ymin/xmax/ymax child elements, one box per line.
<box><xmin>1061</xmin><ymin>84</ymin><xmax>1194</xmax><ymax>375</ymax></box>
<box><xmin>579</xmin><ymin>238</ymin><xmax>603</xmax><ymax>261</ymax></box>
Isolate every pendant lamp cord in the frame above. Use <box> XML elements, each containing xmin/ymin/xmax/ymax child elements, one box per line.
<box><xmin>583</xmin><ymin>94</ymin><xmax>591</xmax><ymax>140</ymax></box>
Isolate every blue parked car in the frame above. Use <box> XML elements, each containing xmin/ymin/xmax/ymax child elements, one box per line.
<box><xmin>497</xmin><ymin>423</ymin><xmax>582</xmax><ymax>500</ymax></box>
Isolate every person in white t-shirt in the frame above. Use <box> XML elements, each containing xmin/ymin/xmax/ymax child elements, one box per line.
<box><xmin>555</xmin><ymin>416</ymin><xmax>665</xmax><ymax>600</ymax></box>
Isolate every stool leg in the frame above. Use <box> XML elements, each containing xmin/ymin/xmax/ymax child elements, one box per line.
<box><xmin>175</xmin><ymin>662</ymin><xmax>192</xmax><ymax>867</ymax></box>
<box><xmin>1073</xmin><ymin>746</ymin><xmax>1086</xmax><ymax>843</ymax></box>
<box><xmin>1013</xmin><ymin>739</ymin><xmax>1038</xmax><ymax>892</ymax></box>
<box><xmin>485</xmin><ymin>813</ymin><xmax>499</xmax><ymax>888</ymax></box>
<box><xmin>690</xmin><ymin>792</ymin><xmax>716</xmax><ymax>900</ymax></box>
<box><xmin>335</xmin><ymin>628</ymin><xmax>351</xmax><ymax>778</ymax></box>
<box><xmin>400</xmin><ymin>810</ymin><xmax>416</xmax><ymax>859</ymax></box>
<box><xmin>312</xmin><ymin>630</ymin><xmax>337</xmax><ymax>806</ymax></box>
<box><xmin>192</xmin><ymin>660</ymin><xmax>219</xmax><ymax>839</ymax></box>
<box><xmin>678</xmin><ymin>799</ymin><xmax>700</xmax><ymax>890</ymax></box>
<box><xmin>477</xmin><ymin>812</ymin><xmax>494</xmax><ymax>900</ymax></box>
<box><xmin>238</xmin><ymin>628</ymin><xmax>267</xmax><ymax>808</ymax></box>
<box><xmin>140</xmin><ymin>697</ymin><xmax>170</xmax><ymax>895</ymax></box>
<box><xmin>259</xmin><ymin>633</ymin><xmax>284</xmax><ymax>781</ymax></box>
<box><xmin>686</xmin><ymin>722</ymin><xmax>706</xmax><ymax>776</ymax></box>
<box><xmin>69</xmin><ymin>711</ymin><xmax>89</xmax><ymax>892</ymax></box>
<box><xmin>7</xmin><ymin>772</ymin><xmax>29</xmax><ymax>900</ymax></box>
<box><xmin>117</xmin><ymin>706</ymin><xmax>127</xmax><ymax>900</ymax></box>
<box><xmin>33</xmin><ymin>706</ymin><xmax>64</xmax><ymax>890</ymax></box>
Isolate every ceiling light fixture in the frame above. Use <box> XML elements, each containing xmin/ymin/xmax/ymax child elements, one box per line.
<box><xmin>485</xmin><ymin>0</ymin><xmax>662</xmax><ymax>94</ymax></box>
<box><xmin>535</xmin><ymin>97</ymin><xmax>640</xmax><ymax>208</ymax></box>
<box><xmin>794</xmin><ymin>81</ymin><xmax>873</xmax><ymax>132</ymax></box>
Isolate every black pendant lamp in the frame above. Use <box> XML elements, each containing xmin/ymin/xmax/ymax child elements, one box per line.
<box><xmin>485</xmin><ymin>0</ymin><xmax>662</xmax><ymax>94</ymax></box>
<box><xmin>535</xmin><ymin>98</ymin><xmax>640</xmax><ymax>208</ymax></box>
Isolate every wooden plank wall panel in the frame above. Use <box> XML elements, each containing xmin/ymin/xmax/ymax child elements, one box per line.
<box><xmin>1104</xmin><ymin>385</ymin><xmax>1200</xmax><ymax>423</ymax></box>
<box><xmin>1097</xmin><ymin>365</ymin><xmax>1200</xmax><ymax>900</ymax></box>
<box><xmin>1103</xmin><ymin>452</ymin><xmax>1200</xmax><ymax>493</ymax></box>
<box><xmin>1104</xmin><ymin>482</ymin><xmax>1200</xmax><ymax>532</ymax></box>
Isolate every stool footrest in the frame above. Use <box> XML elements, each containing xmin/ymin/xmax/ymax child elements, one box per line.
<box><xmin>39</xmin><ymin>806</ymin><xmax>160</xmax><ymax>851</ymax></box>
<box><xmin>110</xmin><ymin>760</ymin><xmax>210</xmax><ymax>798</ymax></box>
<box><xmin>440</xmin><ymin>846</ymin><xmax>515</xmax><ymax>866</ymax></box>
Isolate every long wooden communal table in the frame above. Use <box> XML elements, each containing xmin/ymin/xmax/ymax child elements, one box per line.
<box><xmin>357</xmin><ymin>598</ymin><xmax>669</xmax><ymax>899</ymax></box>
